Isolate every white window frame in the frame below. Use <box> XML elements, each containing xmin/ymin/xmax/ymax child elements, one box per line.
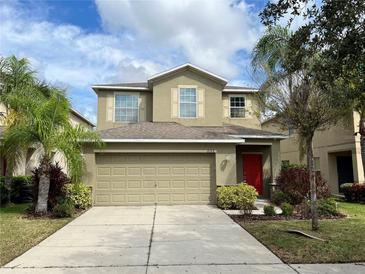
<box><xmin>178</xmin><ymin>85</ymin><xmax>198</xmax><ymax>119</ymax></box>
<box><xmin>114</xmin><ymin>92</ymin><xmax>140</xmax><ymax>123</ymax></box>
<box><xmin>229</xmin><ymin>95</ymin><xmax>245</xmax><ymax>119</ymax></box>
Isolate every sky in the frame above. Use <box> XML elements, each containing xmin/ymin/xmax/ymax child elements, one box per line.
<box><xmin>0</xmin><ymin>0</ymin><xmax>281</xmax><ymax>123</ymax></box>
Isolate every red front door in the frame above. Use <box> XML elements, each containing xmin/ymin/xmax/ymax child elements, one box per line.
<box><xmin>243</xmin><ymin>154</ymin><xmax>263</xmax><ymax>195</ymax></box>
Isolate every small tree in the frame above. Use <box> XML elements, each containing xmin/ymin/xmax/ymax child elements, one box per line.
<box><xmin>260</xmin><ymin>0</ymin><xmax>365</xmax><ymax>180</ymax></box>
<box><xmin>1</xmin><ymin>56</ymin><xmax>102</xmax><ymax>214</ymax></box>
<box><xmin>252</xmin><ymin>26</ymin><xmax>347</xmax><ymax>230</ymax></box>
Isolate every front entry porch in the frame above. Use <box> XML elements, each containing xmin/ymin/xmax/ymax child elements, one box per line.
<box><xmin>236</xmin><ymin>144</ymin><xmax>279</xmax><ymax>198</ymax></box>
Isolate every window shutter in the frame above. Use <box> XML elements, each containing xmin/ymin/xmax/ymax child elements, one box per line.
<box><xmin>139</xmin><ymin>97</ymin><xmax>146</xmax><ymax>121</ymax></box>
<box><xmin>171</xmin><ymin>88</ymin><xmax>178</xmax><ymax>118</ymax></box>
<box><xmin>223</xmin><ymin>96</ymin><xmax>229</xmax><ymax>118</ymax></box>
<box><xmin>245</xmin><ymin>97</ymin><xmax>251</xmax><ymax>116</ymax></box>
<box><xmin>106</xmin><ymin>95</ymin><xmax>114</xmax><ymax>122</ymax></box>
<box><xmin>198</xmin><ymin>88</ymin><xmax>205</xmax><ymax>118</ymax></box>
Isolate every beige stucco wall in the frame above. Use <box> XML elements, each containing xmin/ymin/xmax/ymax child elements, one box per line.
<box><xmin>96</xmin><ymin>90</ymin><xmax>152</xmax><ymax>130</ymax></box>
<box><xmin>83</xmin><ymin>143</ymin><xmax>237</xmax><ymax>192</ymax></box>
<box><xmin>152</xmin><ymin>70</ymin><xmax>225</xmax><ymax>126</ymax></box>
<box><xmin>83</xmin><ymin>139</ymin><xmax>281</xmax><ymax>200</ymax></box>
<box><xmin>0</xmin><ymin>103</ymin><xmax>6</xmax><ymax>126</ymax></box>
<box><xmin>222</xmin><ymin>93</ymin><xmax>261</xmax><ymax>129</ymax></box>
<box><xmin>262</xmin><ymin>119</ymin><xmax>288</xmax><ymax>134</ymax></box>
<box><xmin>70</xmin><ymin>113</ymin><xmax>94</xmax><ymax>130</ymax></box>
<box><xmin>263</xmin><ymin>112</ymin><xmax>364</xmax><ymax>194</ymax></box>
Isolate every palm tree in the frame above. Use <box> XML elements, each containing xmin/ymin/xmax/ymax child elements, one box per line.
<box><xmin>252</xmin><ymin>26</ymin><xmax>347</xmax><ymax>231</ymax></box>
<box><xmin>2</xmin><ymin>88</ymin><xmax>101</xmax><ymax>213</ymax></box>
<box><xmin>1</xmin><ymin>56</ymin><xmax>102</xmax><ymax>214</ymax></box>
<box><xmin>0</xmin><ymin>56</ymin><xmax>38</xmax><ymax>201</ymax></box>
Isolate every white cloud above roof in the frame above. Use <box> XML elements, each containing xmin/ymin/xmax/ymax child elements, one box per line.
<box><xmin>1</xmin><ymin>0</ymin><xmax>264</xmax><ymax>123</ymax></box>
<box><xmin>95</xmin><ymin>0</ymin><xmax>262</xmax><ymax>78</ymax></box>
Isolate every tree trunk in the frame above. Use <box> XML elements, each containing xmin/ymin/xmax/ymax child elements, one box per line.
<box><xmin>4</xmin><ymin>162</ymin><xmax>12</xmax><ymax>204</ymax></box>
<box><xmin>4</xmin><ymin>169</ymin><xmax>13</xmax><ymax>203</ymax></box>
<box><xmin>35</xmin><ymin>157</ymin><xmax>50</xmax><ymax>214</ymax></box>
<box><xmin>359</xmin><ymin>117</ymin><xmax>365</xmax><ymax>179</ymax></box>
<box><xmin>307</xmin><ymin>135</ymin><xmax>319</xmax><ymax>231</ymax></box>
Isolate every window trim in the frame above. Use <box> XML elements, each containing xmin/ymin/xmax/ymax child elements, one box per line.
<box><xmin>113</xmin><ymin>92</ymin><xmax>140</xmax><ymax>123</ymax></box>
<box><xmin>229</xmin><ymin>95</ymin><xmax>245</xmax><ymax>119</ymax></box>
<box><xmin>178</xmin><ymin>85</ymin><xmax>198</xmax><ymax>119</ymax></box>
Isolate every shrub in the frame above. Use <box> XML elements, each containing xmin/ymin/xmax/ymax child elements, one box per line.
<box><xmin>10</xmin><ymin>176</ymin><xmax>33</xmax><ymax>203</ymax></box>
<box><xmin>317</xmin><ymin>198</ymin><xmax>339</xmax><ymax>217</ymax></box>
<box><xmin>264</xmin><ymin>205</ymin><xmax>276</xmax><ymax>216</ymax></box>
<box><xmin>65</xmin><ymin>183</ymin><xmax>92</xmax><ymax>209</ymax></box>
<box><xmin>217</xmin><ymin>185</ymin><xmax>237</xmax><ymax>209</ymax></box>
<box><xmin>0</xmin><ymin>176</ymin><xmax>33</xmax><ymax>205</ymax></box>
<box><xmin>235</xmin><ymin>184</ymin><xmax>258</xmax><ymax>213</ymax></box>
<box><xmin>296</xmin><ymin>200</ymin><xmax>311</xmax><ymax>219</ymax></box>
<box><xmin>32</xmin><ymin>163</ymin><xmax>70</xmax><ymax>210</ymax></box>
<box><xmin>276</xmin><ymin>166</ymin><xmax>330</xmax><ymax>205</ymax></box>
<box><xmin>281</xmin><ymin>162</ymin><xmax>306</xmax><ymax>170</ymax></box>
<box><xmin>0</xmin><ymin>180</ymin><xmax>10</xmax><ymax>205</ymax></box>
<box><xmin>281</xmin><ymin>202</ymin><xmax>294</xmax><ymax>217</ymax></box>
<box><xmin>340</xmin><ymin>183</ymin><xmax>353</xmax><ymax>190</ymax></box>
<box><xmin>271</xmin><ymin>191</ymin><xmax>290</xmax><ymax>206</ymax></box>
<box><xmin>53</xmin><ymin>198</ymin><xmax>75</xmax><ymax>217</ymax></box>
<box><xmin>217</xmin><ymin>183</ymin><xmax>258</xmax><ymax>212</ymax></box>
<box><xmin>340</xmin><ymin>183</ymin><xmax>365</xmax><ymax>203</ymax></box>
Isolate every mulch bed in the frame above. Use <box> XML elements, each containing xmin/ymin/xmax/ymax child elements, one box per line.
<box><xmin>23</xmin><ymin>207</ymin><xmax>86</xmax><ymax>219</ymax></box>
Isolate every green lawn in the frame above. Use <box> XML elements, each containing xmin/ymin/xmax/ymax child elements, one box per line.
<box><xmin>0</xmin><ymin>204</ymin><xmax>74</xmax><ymax>266</ymax></box>
<box><xmin>236</xmin><ymin>202</ymin><xmax>365</xmax><ymax>263</ymax></box>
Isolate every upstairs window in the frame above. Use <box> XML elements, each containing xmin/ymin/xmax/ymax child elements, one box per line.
<box><xmin>230</xmin><ymin>96</ymin><xmax>245</xmax><ymax>118</ymax></box>
<box><xmin>115</xmin><ymin>94</ymin><xmax>138</xmax><ymax>122</ymax></box>
<box><xmin>179</xmin><ymin>88</ymin><xmax>197</xmax><ymax>118</ymax></box>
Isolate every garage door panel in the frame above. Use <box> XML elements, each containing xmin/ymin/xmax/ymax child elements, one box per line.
<box><xmin>96</xmin><ymin>181</ymin><xmax>110</xmax><ymax>189</ymax></box>
<box><xmin>143</xmin><ymin>167</ymin><xmax>156</xmax><ymax>176</ymax></box>
<box><xmin>111</xmin><ymin>181</ymin><xmax>126</xmax><ymax>189</ymax></box>
<box><xmin>95</xmin><ymin>153</ymin><xmax>215</xmax><ymax>205</ymax></box>
<box><xmin>157</xmin><ymin>167</ymin><xmax>170</xmax><ymax>176</ymax></box>
<box><xmin>112</xmin><ymin>167</ymin><xmax>126</xmax><ymax>176</ymax></box>
<box><xmin>97</xmin><ymin>167</ymin><xmax>111</xmax><ymax>176</ymax></box>
<box><xmin>111</xmin><ymin>194</ymin><xmax>125</xmax><ymax>203</ymax></box>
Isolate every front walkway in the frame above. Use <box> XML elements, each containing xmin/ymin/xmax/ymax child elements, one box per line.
<box><xmin>1</xmin><ymin>205</ymin><xmax>364</xmax><ymax>273</ymax></box>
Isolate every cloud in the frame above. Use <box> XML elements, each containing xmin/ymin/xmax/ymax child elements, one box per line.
<box><xmin>1</xmin><ymin>0</ymin><xmax>264</xmax><ymax>123</ymax></box>
<box><xmin>0</xmin><ymin>0</ymin><xmax>164</xmax><ymax>122</ymax></box>
<box><xmin>95</xmin><ymin>0</ymin><xmax>262</xmax><ymax>78</ymax></box>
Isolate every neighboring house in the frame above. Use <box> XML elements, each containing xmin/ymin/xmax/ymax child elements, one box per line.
<box><xmin>0</xmin><ymin>105</ymin><xmax>95</xmax><ymax>176</ymax></box>
<box><xmin>83</xmin><ymin>63</ymin><xmax>286</xmax><ymax>206</ymax></box>
<box><xmin>262</xmin><ymin>112</ymin><xmax>365</xmax><ymax>194</ymax></box>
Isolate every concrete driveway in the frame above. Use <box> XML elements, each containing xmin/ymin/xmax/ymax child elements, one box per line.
<box><xmin>2</xmin><ymin>205</ymin><xmax>363</xmax><ymax>274</ymax></box>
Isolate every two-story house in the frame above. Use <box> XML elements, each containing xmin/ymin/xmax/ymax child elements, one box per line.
<box><xmin>83</xmin><ymin>63</ymin><xmax>286</xmax><ymax>206</ymax></box>
<box><xmin>0</xmin><ymin>106</ymin><xmax>95</xmax><ymax>176</ymax></box>
<box><xmin>262</xmin><ymin>112</ymin><xmax>364</xmax><ymax>194</ymax></box>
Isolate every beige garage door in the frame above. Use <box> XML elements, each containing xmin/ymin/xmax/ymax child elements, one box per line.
<box><xmin>94</xmin><ymin>153</ymin><xmax>216</xmax><ymax>205</ymax></box>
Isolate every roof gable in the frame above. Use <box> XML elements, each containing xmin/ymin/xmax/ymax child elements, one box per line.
<box><xmin>147</xmin><ymin>63</ymin><xmax>228</xmax><ymax>85</ymax></box>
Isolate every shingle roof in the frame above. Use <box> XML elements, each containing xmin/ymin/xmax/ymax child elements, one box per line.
<box><xmin>224</xmin><ymin>85</ymin><xmax>258</xmax><ymax>91</ymax></box>
<box><xmin>92</xmin><ymin>82</ymin><xmax>258</xmax><ymax>93</ymax></box>
<box><xmin>97</xmin><ymin>122</ymin><xmax>286</xmax><ymax>141</ymax></box>
<box><xmin>195</xmin><ymin>124</ymin><xmax>287</xmax><ymax>138</ymax></box>
<box><xmin>70</xmin><ymin>108</ymin><xmax>95</xmax><ymax>127</ymax></box>
<box><xmin>98</xmin><ymin>122</ymin><xmax>235</xmax><ymax>140</ymax></box>
<box><xmin>93</xmin><ymin>82</ymin><xmax>148</xmax><ymax>88</ymax></box>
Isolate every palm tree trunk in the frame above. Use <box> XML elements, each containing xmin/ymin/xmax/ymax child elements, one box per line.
<box><xmin>35</xmin><ymin>157</ymin><xmax>50</xmax><ymax>214</ymax></box>
<box><xmin>4</xmin><ymin>162</ymin><xmax>12</xmax><ymax>204</ymax></box>
<box><xmin>359</xmin><ymin>117</ymin><xmax>365</xmax><ymax>178</ymax></box>
<box><xmin>307</xmin><ymin>135</ymin><xmax>319</xmax><ymax>231</ymax></box>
